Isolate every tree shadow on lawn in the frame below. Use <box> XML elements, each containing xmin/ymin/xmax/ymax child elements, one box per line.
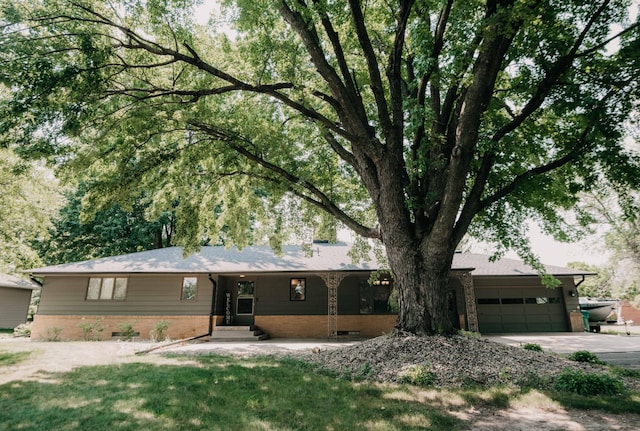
<box><xmin>0</xmin><ymin>355</ymin><xmax>463</xmax><ymax>431</ymax></box>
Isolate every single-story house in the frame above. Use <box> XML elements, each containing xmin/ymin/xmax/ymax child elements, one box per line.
<box><xmin>0</xmin><ymin>273</ymin><xmax>40</xmax><ymax>329</ymax></box>
<box><xmin>27</xmin><ymin>242</ymin><xmax>590</xmax><ymax>340</ymax></box>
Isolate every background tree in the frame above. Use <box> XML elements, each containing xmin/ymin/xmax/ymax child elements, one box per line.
<box><xmin>568</xmin><ymin>261</ymin><xmax>613</xmax><ymax>298</ymax></box>
<box><xmin>1</xmin><ymin>0</ymin><xmax>639</xmax><ymax>335</ymax></box>
<box><xmin>0</xmin><ymin>147</ymin><xmax>60</xmax><ymax>273</ymax></box>
<box><xmin>573</xmin><ymin>179</ymin><xmax>640</xmax><ymax>302</ymax></box>
<box><xmin>33</xmin><ymin>183</ymin><xmax>177</xmax><ymax>265</ymax></box>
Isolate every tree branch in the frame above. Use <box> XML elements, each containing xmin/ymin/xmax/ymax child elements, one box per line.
<box><xmin>491</xmin><ymin>0</ymin><xmax>612</xmax><ymax>143</ymax></box>
<box><xmin>57</xmin><ymin>2</ymin><xmax>356</xmax><ymax>141</ymax></box>
<box><xmin>310</xmin><ymin>0</ymin><xmax>359</xmax><ymax>101</ymax></box>
<box><xmin>191</xmin><ymin>121</ymin><xmax>378</xmax><ymax>238</ymax></box>
<box><xmin>347</xmin><ymin>0</ymin><xmax>392</xmax><ymax>136</ymax></box>
<box><xmin>480</xmin><ymin>128</ymin><xmax>592</xmax><ymax>211</ymax></box>
<box><xmin>277</xmin><ymin>2</ymin><xmax>354</xmax><ymax>121</ymax></box>
<box><xmin>388</xmin><ymin>0</ymin><xmax>415</xmax><ymax>138</ymax></box>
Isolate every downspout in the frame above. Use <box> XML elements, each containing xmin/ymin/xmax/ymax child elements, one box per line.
<box><xmin>28</xmin><ymin>275</ymin><xmax>43</xmax><ymax>321</ymax></box>
<box><xmin>136</xmin><ymin>274</ymin><xmax>219</xmax><ymax>356</ymax></box>
<box><xmin>208</xmin><ymin>274</ymin><xmax>218</xmax><ymax>335</ymax></box>
<box><xmin>574</xmin><ymin>275</ymin><xmax>586</xmax><ymax>289</ymax></box>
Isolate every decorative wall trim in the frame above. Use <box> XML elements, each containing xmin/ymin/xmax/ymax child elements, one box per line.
<box><xmin>454</xmin><ymin>271</ymin><xmax>478</xmax><ymax>332</ymax></box>
<box><xmin>317</xmin><ymin>272</ymin><xmax>348</xmax><ymax>339</ymax></box>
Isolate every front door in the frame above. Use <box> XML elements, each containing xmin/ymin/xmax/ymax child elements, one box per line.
<box><xmin>235</xmin><ymin>280</ymin><xmax>255</xmax><ymax>326</ymax></box>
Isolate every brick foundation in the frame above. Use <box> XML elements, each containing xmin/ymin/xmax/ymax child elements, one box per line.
<box><xmin>31</xmin><ymin>315</ymin><xmax>211</xmax><ymax>341</ymax></box>
<box><xmin>31</xmin><ymin>314</ymin><xmax>397</xmax><ymax>340</ymax></box>
<box><xmin>620</xmin><ymin>301</ymin><xmax>640</xmax><ymax>323</ymax></box>
<box><xmin>255</xmin><ymin>314</ymin><xmax>396</xmax><ymax>338</ymax></box>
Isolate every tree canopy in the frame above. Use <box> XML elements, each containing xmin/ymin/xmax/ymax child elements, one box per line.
<box><xmin>571</xmin><ymin>181</ymin><xmax>640</xmax><ymax>301</ymax></box>
<box><xmin>33</xmin><ymin>183</ymin><xmax>177</xmax><ymax>265</ymax></box>
<box><xmin>1</xmin><ymin>0</ymin><xmax>639</xmax><ymax>334</ymax></box>
<box><xmin>0</xmin><ymin>148</ymin><xmax>60</xmax><ymax>273</ymax></box>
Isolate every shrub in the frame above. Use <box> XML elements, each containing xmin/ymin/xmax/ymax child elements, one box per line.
<box><xmin>358</xmin><ymin>362</ymin><xmax>372</xmax><ymax>378</ymax></box>
<box><xmin>521</xmin><ymin>343</ymin><xmax>543</xmax><ymax>352</ymax></box>
<box><xmin>553</xmin><ymin>369</ymin><xmax>623</xmax><ymax>396</ymax></box>
<box><xmin>150</xmin><ymin>320</ymin><xmax>170</xmax><ymax>342</ymax></box>
<box><xmin>399</xmin><ymin>364</ymin><xmax>437</xmax><ymax>386</ymax></box>
<box><xmin>45</xmin><ymin>327</ymin><xmax>63</xmax><ymax>342</ymax></box>
<box><xmin>458</xmin><ymin>329</ymin><xmax>481</xmax><ymax>339</ymax></box>
<box><xmin>609</xmin><ymin>366</ymin><xmax>640</xmax><ymax>379</ymax></box>
<box><xmin>566</xmin><ymin>350</ymin><xmax>605</xmax><ymax>365</ymax></box>
<box><xmin>78</xmin><ymin>318</ymin><xmax>104</xmax><ymax>341</ymax></box>
<box><xmin>117</xmin><ymin>321</ymin><xmax>137</xmax><ymax>341</ymax></box>
<box><xmin>13</xmin><ymin>323</ymin><xmax>32</xmax><ymax>338</ymax></box>
<box><xmin>517</xmin><ymin>372</ymin><xmax>550</xmax><ymax>390</ymax></box>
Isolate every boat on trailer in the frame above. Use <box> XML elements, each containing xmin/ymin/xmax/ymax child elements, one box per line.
<box><xmin>579</xmin><ymin>297</ymin><xmax>619</xmax><ymax>332</ymax></box>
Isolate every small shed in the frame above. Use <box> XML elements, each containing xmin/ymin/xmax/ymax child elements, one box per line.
<box><xmin>0</xmin><ymin>273</ymin><xmax>40</xmax><ymax>329</ymax></box>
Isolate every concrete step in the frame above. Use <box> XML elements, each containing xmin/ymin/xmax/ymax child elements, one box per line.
<box><xmin>209</xmin><ymin>326</ymin><xmax>270</xmax><ymax>342</ymax></box>
<box><xmin>213</xmin><ymin>325</ymin><xmax>256</xmax><ymax>332</ymax></box>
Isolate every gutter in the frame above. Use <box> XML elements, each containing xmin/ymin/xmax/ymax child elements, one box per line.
<box><xmin>29</xmin><ymin>276</ymin><xmax>43</xmax><ymax>287</ymax></box>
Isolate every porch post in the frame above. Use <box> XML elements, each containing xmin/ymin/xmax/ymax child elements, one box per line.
<box><xmin>318</xmin><ymin>272</ymin><xmax>347</xmax><ymax>339</ymax></box>
<box><xmin>454</xmin><ymin>271</ymin><xmax>479</xmax><ymax>332</ymax></box>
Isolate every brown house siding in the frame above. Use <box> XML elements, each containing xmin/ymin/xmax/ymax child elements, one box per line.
<box><xmin>38</xmin><ymin>274</ymin><xmax>213</xmax><ymax>316</ymax></box>
<box><xmin>245</xmin><ymin>274</ymin><xmax>329</xmax><ymax>315</ymax></box>
<box><xmin>0</xmin><ymin>287</ymin><xmax>32</xmax><ymax>328</ymax></box>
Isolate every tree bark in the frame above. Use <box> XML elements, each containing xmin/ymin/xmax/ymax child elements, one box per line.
<box><xmin>383</xmin><ymin>236</ymin><xmax>456</xmax><ymax>336</ymax></box>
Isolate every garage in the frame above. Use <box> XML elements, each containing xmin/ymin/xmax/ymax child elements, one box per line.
<box><xmin>475</xmin><ymin>286</ymin><xmax>568</xmax><ymax>333</ymax></box>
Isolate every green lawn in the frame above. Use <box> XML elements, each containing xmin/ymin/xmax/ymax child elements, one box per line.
<box><xmin>0</xmin><ymin>350</ymin><xmax>30</xmax><ymax>366</ymax></box>
<box><xmin>0</xmin><ymin>354</ymin><xmax>638</xmax><ymax>430</ymax></box>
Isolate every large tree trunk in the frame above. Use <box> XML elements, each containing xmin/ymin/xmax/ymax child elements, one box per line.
<box><xmin>384</xmin><ymin>237</ymin><xmax>456</xmax><ymax>335</ymax></box>
<box><xmin>370</xmin><ymin>146</ymin><xmax>458</xmax><ymax>336</ymax></box>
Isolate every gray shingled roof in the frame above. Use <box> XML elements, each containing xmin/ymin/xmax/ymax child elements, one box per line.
<box><xmin>453</xmin><ymin>253</ymin><xmax>592</xmax><ymax>277</ymax></box>
<box><xmin>28</xmin><ymin>243</ymin><xmax>590</xmax><ymax>277</ymax></box>
<box><xmin>0</xmin><ymin>273</ymin><xmax>40</xmax><ymax>290</ymax></box>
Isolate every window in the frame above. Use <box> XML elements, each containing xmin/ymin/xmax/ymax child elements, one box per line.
<box><xmin>526</xmin><ymin>297</ymin><xmax>553</xmax><ymax>304</ymax></box>
<box><xmin>360</xmin><ymin>276</ymin><xmax>393</xmax><ymax>313</ymax></box>
<box><xmin>114</xmin><ymin>278</ymin><xmax>128</xmax><ymax>300</ymax></box>
<box><xmin>479</xmin><ymin>297</ymin><xmax>561</xmax><ymax>305</ymax></box>
<box><xmin>290</xmin><ymin>278</ymin><xmax>306</xmax><ymax>301</ymax></box>
<box><xmin>181</xmin><ymin>277</ymin><xmax>198</xmax><ymax>300</ymax></box>
<box><xmin>86</xmin><ymin>277</ymin><xmax>128</xmax><ymax>300</ymax></box>
<box><xmin>477</xmin><ymin>298</ymin><xmax>500</xmax><ymax>304</ymax></box>
<box><xmin>237</xmin><ymin>281</ymin><xmax>254</xmax><ymax>315</ymax></box>
<box><xmin>501</xmin><ymin>298</ymin><xmax>524</xmax><ymax>304</ymax></box>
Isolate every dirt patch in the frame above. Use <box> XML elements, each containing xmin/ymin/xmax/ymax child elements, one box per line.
<box><xmin>0</xmin><ymin>337</ymin><xmax>198</xmax><ymax>385</ymax></box>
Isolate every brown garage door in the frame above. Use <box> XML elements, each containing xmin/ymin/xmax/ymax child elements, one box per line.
<box><xmin>476</xmin><ymin>287</ymin><xmax>568</xmax><ymax>333</ymax></box>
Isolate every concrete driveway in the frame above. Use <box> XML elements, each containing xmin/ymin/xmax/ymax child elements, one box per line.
<box><xmin>485</xmin><ymin>326</ymin><xmax>640</xmax><ymax>369</ymax></box>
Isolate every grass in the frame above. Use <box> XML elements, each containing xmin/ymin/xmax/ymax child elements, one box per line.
<box><xmin>0</xmin><ymin>353</ymin><xmax>639</xmax><ymax>430</ymax></box>
<box><xmin>0</xmin><ymin>350</ymin><xmax>31</xmax><ymax>366</ymax></box>
<box><xmin>0</xmin><ymin>354</ymin><xmax>464</xmax><ymax>431</ymax></box>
